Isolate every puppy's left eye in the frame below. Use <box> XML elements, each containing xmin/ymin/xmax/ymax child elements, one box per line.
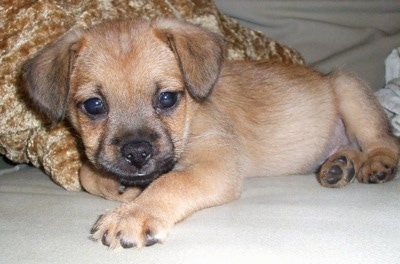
<box><xmin>158</xmin><ymin>92</ymin><xmax>179</xmax><ymax>109</ymax></box>
<box><xmin>81</xmin><ymin>98</ymin><xmax>107</xmax><ymax>117</ymax></box>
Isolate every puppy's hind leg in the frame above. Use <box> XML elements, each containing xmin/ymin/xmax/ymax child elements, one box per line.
<box><xmin>318</xmin><ymin>71</ymin><xmax>399</xmax><ymax>187</ymax></box>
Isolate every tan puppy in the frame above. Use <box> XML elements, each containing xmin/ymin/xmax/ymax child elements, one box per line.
<box><xmin>22</xmin><ymin>18</ymin><xmax>399</xmax><ymax>249</ymax></box>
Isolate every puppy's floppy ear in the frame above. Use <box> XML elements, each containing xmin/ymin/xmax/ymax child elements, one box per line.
<box><xmin>153</xmin><ymin>19</ymin><xmax>225</xmax><ymax>100</ymax></box>
<box><xmin>22</xmin><ymin>28</ymin><xmax>85</xmax><ymax>124</ymax></box>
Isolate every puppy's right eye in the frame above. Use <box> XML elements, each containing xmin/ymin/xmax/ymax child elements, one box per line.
<box><xmin>82</xmin><ymin>98</ymin><xmax>107</xmax><ymax>117</ymax></box>
<box><xmin>159</xmin><ymin>92</ymin><xmax>178</xmax><ymax>109</ymax></box>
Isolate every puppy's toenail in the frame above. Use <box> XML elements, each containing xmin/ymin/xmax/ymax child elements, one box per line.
<box><xmin>90</xmin><ymin>226</ymin><xmax>99</xmax><ymax>234</ymax></box>
<box><xmin>145</xmin><ymin>233</ymin><xmax>159</xmax><ymax>247</ymax></box>
<box><xmin>121</xmin><ymin>240</ymin><xmax>135</xmax><ymax>248</ymax></box>
<box><xmin>102</xmin><ymin>231</ymin><xmax>110</xmax><ymax>246</ymax></box>
<box><xmin>118</xmin><ymin>184</ymin><xmax>126</xmax><ymax>194</ymax></box>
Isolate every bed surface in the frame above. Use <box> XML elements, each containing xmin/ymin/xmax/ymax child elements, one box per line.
<box><xmin>1</xmin><ymin>167</ymin><xmax>400</xmax><ymax>264</ymax></box>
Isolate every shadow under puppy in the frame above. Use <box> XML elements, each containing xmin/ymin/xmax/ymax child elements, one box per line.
<box><xmin>22</xmin><ymin>18</ymin><xmax>399</xmax><ymax>249</ymax></box>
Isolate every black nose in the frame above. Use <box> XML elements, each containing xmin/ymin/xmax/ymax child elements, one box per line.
<box><xmin>121</xmin><ymin>141</ymin><xmax>153</xmax><ymax>169</ymax></box>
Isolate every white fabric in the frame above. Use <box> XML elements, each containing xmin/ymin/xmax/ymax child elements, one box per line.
<box><xmin>375</xmin><ymin>79</ymin><xmax>400</xmax><ymax>136</ymax></box>
<box><xmin>385</xmin><ymin>48</ymin><xmax>400</xmax><ymax>84</ymax></box>
<box><xmin>1</xmin><ymin>167</ymin><xmax>400</xmax><ymax>264</ymax></box>
<box><xmin>375</xmin><ymin>48</ymin><xmax>400</xmax><ymax>136</ymax></box>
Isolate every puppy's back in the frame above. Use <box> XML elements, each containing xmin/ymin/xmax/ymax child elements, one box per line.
<box><xmin>210</xmin><ymin>61</ymin><xmax>341</xmax><ymax>177</ymax></box>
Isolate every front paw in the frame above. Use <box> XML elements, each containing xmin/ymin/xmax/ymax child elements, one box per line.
<box><xmin>91</xmin><ymin>203</ymin><xmax>170</xmax><ymax>249</ymax></box>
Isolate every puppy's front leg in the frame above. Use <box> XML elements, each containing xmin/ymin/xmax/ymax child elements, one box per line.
<box><xmin>91</xmin><ymin>143</ymin><xmax>242</xmax><ymax>249</ymax></box>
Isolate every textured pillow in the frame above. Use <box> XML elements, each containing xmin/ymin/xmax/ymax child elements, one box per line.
<box><xmin>0</xmin><ymin>0</ymin><xmax>304</xmax><ymax>190</ymax></box>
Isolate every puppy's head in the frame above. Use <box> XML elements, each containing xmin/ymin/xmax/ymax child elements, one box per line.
<box><xmin>22</xmin><ymin>19</ymin><xmax>225</xmax><ymax>186</ymax></box>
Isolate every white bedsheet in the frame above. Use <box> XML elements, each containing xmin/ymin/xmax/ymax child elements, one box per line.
<box><xmin>1</xmin><ymin>167</ymin><xmax>400</xmax><ymax>264</ymax></box>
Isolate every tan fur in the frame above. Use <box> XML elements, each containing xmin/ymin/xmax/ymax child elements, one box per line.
<box><xmin>22</xmin><ymin>18</ymin><xmax>399</xmax><ymax>249</ymax></box>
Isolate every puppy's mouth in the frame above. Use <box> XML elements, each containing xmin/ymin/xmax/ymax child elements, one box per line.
<box><xmin>118</xmin><ymin>172</ymin><xmax>161</xmax><ymax>187</ymax></box>
<box><xmin>99</xmin><ymin>156</ymin><xmax>176</xmax><ymax>187</ymax></box>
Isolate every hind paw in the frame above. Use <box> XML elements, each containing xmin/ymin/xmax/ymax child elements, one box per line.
<box><xmin>358</xmin><ymin>153</ymin><xmax>397</xmax><ymax>184</ymax></box>
<box><xmin>318</xmin><ymin>154</ymin><xmax>356</xmax><ymax>188</ymax></box>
